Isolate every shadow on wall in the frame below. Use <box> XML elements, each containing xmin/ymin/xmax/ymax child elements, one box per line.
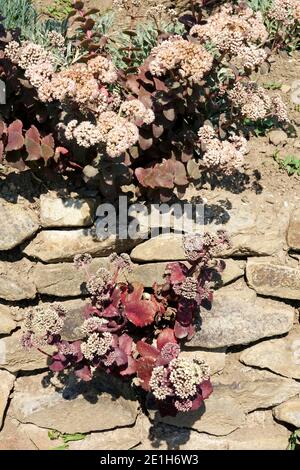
<box><xmin>41</xmin><ymin>369</ymin><xmax>205</xmax><ymax>450</ymax></box>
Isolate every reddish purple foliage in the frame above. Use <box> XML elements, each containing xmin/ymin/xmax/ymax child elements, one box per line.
<box><xmin>23</xmin><ymin>232</ymin><xmax>228</xmax><ymax>416</ymax></box>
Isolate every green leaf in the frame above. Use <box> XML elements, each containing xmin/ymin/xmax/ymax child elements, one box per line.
<box><xmin>48</xmin><ymin>430</ymin><xmax>61</xmax><ymax>440</ymax></box>
<box><xmin>62</xmin><ymin>433</ymin><xmax>86</xmax><ymax>443</ymax></box>
<box><xmin>52</xmin><ymin>444</ymin><xmax>69</xmax><ymax>450</ymax></box>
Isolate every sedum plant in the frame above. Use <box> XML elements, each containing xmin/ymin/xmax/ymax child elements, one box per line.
<box><xmin>22</xmin><ymin>232</ymin><xmax>230</xmax><ymax>417</ymax></box>
<box><xmin>0</xmin><ymin>0</ymin><xmax>290</xmax><ymax>198</ymax></box>
<box><xmin>248</xmin><ymin>0</ymin><xmax>300</xmax><ymax>51</ymax></box>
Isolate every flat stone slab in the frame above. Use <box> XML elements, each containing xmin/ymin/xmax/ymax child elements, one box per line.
<box><xmin>69</xmin><ymin>426</ymin><xmax>141</xmax><ymax>450</ymax></box>
<box><xmin>131</xmin><ymin>234</ymin><xmax>185</xmax><ymax>262</ymax></box>
<box><xmin>273</xmin><ymin>399</ymin><xmax>300</xmax><ymax>428</ymax></box>
<box><xmin>240</xmin><ymin>327</ymin><xmax>300</xmax><ymax>379</ymax></box>
<box><xmin>187</xmin><ymin>282</ymin><xmax>295</xmax><ymax>348</ymax></box>
<box><xmin>287</xmin><ymin>208</ymin><xmax>300</xmax><ymax>250</ymax></box>
<box><xmin>180</xmin><ymin>349</ymin><xmax>226</xmax><ymax>376</ymax></box>
<box><xmin>0</xmin><ymin>370</ymin><xmax>15</xmax><ymax>427</ymax></box>
<box><xmin>0</xmin><ymin>330</ymin><xmax>52</xmax><ymax>373</ymax></box>
<box><xmin>0</xmin><ymin>304</ymin><xmax>16</xmax><ymax>334</ymax></box>
<box><xmin>40</xmin><ymin>193</ymin><xmax>96</xmax><ymax>228</ymax></box>
<box><xmin>32</xmin><ymin>259</ymin><xmax>109</xmax><ymax>297</ymax></box>
<box><xmin>131</xmin><ymin>197</ymin><xmax>290</xmax><ymax>261</ymax></box>
<box><xmin>246</xmin><ymin>259</ymin><xmax>300</xmax><ymax>300</ymax></box>
<box><xmin>33</xmin><ymin>260</ymin><xmax>168</xmax><ymax>297</ymax></box>
<box><xmin>0</xmin><ymin>260</ymin><xmax>36</xmax><ymax>301</ymax></box>
<box><xmin>212</xmin><ymin>376</ymin><xmax>300</xmax><ymax>414</ymax></box>
<box><xmin>9</xmin><ymin>373</ymin><xmax>139</xmax><ymax>434</ymax></box>
<box><xmin>0</xmin><ymin>201</ymin><xmax>39</xmax><ymax>251</ymax></box>
<box><xmin>0</xmin><ymin>418</ymin><xmax>38</xmax><ymax>450</ymax></box>
<box><xmin>24</xmin><ymin>228</ymin><xmax>147</xmax><ymax>262</ymax></box>
<box><xmin>157</xmin><ymin>395</ymin><xmax>246</xmax><ymax>436</ymax></box>
<box><xmin>138</xmin><ymin>411</ymin><xmax>289</xmax><ymax>450</ymax></box>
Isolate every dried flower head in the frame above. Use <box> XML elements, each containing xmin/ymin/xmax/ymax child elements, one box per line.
<box><xmin>73</xmin><ymin>253</ymin><xmax>93</xmax><ymax>270</ymax></box>
<box><xmin>47</xmin><ymin>31</ymin><xmax>65</xmax><ymax>49</ymax></box>
<box><xmin>106</xmin><ymin>120</ymin><xmax>139</xmax><ymax>158</ymax></box>
<box><xmin>268</xmin><ymin>0</ymin><xmax>300</xmax><ymax>25</ymax></box>
<box><xmin>65</xmin><ymin>120</ymin><xmax>102</xmax><ymax>148</ymax></box>
<box><xmin>108</xmin><ymin>253</ymin><xmax>133</xmax><ymax>273</ymax></box>
<box><xmin>86</xmin><ymin>268</ymin><xmax>113</xmax><ymax>296</ymax></box>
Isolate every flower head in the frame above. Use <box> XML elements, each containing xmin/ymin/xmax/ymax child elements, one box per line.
<box><xmin>80</xmin><ymin>332</ymin><xmax>113</xmax><ymax>360</ymax></box>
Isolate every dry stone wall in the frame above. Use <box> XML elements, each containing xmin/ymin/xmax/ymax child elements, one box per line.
<box><xmin>0</xmin><ymin>190</ymin><xmax>300</xmax><ymax>450</ymax></box>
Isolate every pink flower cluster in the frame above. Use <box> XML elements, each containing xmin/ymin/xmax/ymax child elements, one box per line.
<box><xmin>198</xmin><ymin>125</ymin><xmax>247</xmax><ymax>175</ymax></box>
<box><xmin>228</xmin><ymin>81</ymin><xmax>289</xmax><ymax>122</ymax></box>
<box><xmin>149</xmin><ymin>36</ymin><xmax>214</xmax><ymax>83</ymax></box>
<box><xmin>268</xmin><ymin>0</ymin><xmax>300</xmax><ymax>25</ymax></box>
<box><xmin>190</xmin><ymin>3</ymin><xmax>268</xmax><ymax>70</ymax></box>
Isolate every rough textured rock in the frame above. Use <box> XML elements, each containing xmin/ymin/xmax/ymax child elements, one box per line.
<box><xmin>0</xmin><ymin>330</ymin><xmax>52</xmax><ymax>373</ymax></box>
<box><xmin>273</xmin><ymin>399</ymin><xmax>300</xmax><ymax>428</ymax></box>
<box><xmin>0</xmin><ymin>259</ymin><xmax>36</xmax><ymax>301</ymax></box>
<box><xmin>59</xmin><ymin>298</ymin><xmax>87</xmax><ymax>341</ymax></box>
<box><xmin>0</xmin><ymin>418</ymin><xmax>37</xmax><ymax>450</ymax></box>
<box><xmin>268</xmin><ymin>129</ymin><xmax>288</xmax><ymax>146</ymax></box>
<box><xmin>24</xmin><ymin>228</ymin><xmax>147</xmax><ymax>262</ymax></box>
<box><xmin>180</xmin><ymin>349</ymin><xmax>226</xmax><ymax>376</ymax></box>
<box><xmin>0</xmin><ymin>304</ymin><xmax>16</xmax><ymax>334</ymax></box>
<box><xmin>138</xmin><ymin>411</ymin><xmax>289</xmax><ymax>450</ymax></box>
<box><xmin>0</xmin><ymin>370</ymin><xmax>15</xmax><ymax>427</ymax></box>
<box><xmin>217</xmin><ymin>259</ymin><xmax>245</xmax><ymax>285</ymax></box>
<box><xmin>131</xmin><ymin>198</ymin><xmax>289</xmax><ymax>260</ymax></box>
<box><xmin>9</xmin><ymin>373</ymin><xmax>138</xmax><ymax>434</ymax></box>
<box><xmin>246</xmin><ymin>259</ymin><xmax>300</xmax><ymax>300</ymax></box>
<box><xmin>187</xmin><ymin>282</ymin><xmax>295</xmax><ymax>348</ymax></box>
<box><xmin>158</xmin><ymin>368</ymin><xmax>300</xmax><ymax>437</ymax></box>
<box><xmin>40</xmin><ymin>193</ymin><xmax>96</xmax><ymax>228</ymax></box>
<box><xmin>240</xmin><ymin>327</ymin><xmax>300</xmax><ymax>379</ymax></box>
<box><xmin>124</xmin><ymin>262</ymin><xmax>167</xmax><ymax>287</ymax></box>
<box><xmin>0</xmin><ymin>417</ymin><xmax>61</xmax><ymax>450</ymax></box>
<box><xmin>287</xmin><ymin>208</ymin><xmax>300</xmax><ymax>250</ymax></box>
<box><xmin>155</xmin><ymin>358</ymin><xmax>299</xmax><ymax>438</ymax></box>
<box><xmin>0</xmin><ymin>201</ymin><xmax>39</xmax><ymax>251</ymax></box>
<box><xmin>16</xmin><ymin>422</ymin><xmax>61</xmax><ymax>450</ymax></box>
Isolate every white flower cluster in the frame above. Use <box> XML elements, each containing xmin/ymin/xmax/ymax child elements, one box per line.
<box><xmin>80</xmin><ymin>332</ymin><xmax>113</xmax><ymax>360</ymax></box>
<box><xmin>87</xmin><ymin>56</ymin><xmax>118</xmax><ymax>84</ymax></box>
<box><xmin>169</xmin><ymin>357</ymin><xmax>210</xmax><ymax>400</ymax></box>
<box><xmin>81</xmin><ymin>317</ymin><xmax>107</xmax><ymax>335</ymax></box>
<box><xmin>149</xmin><ymin>356</ymin><xmax>210</xmax><ymax>411</ymax></box>
<box><xmin>24</xmin><ymin>303</ymin><xmax>66</xmax><ymax>339</ymax></box>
